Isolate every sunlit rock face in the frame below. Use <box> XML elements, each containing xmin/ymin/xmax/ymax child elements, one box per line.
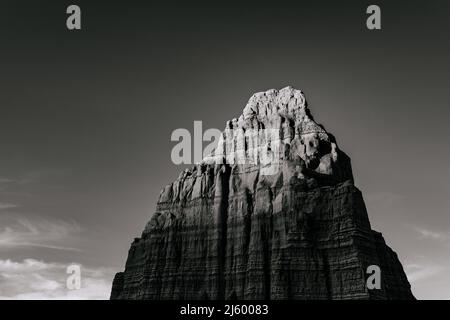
<box><xmin>111</xmin><ymin>87</ymin><xmax>414</xmax><ymax>300</ymax></box>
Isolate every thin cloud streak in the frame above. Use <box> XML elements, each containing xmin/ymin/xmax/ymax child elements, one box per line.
<box><xmin>0</xmin><ymin>203</ymin><xmax>18</xmax><ymax>210</ymax></box>
<box><xmin>414</xmin><ymin>227</ymin><xmax>450</xmax><ymax>241</ymax></box>
<box><xmin>405</xmin><ymin>263</ymin><xmax>446</xmax><ymax>283</ymax></box>
<box><xmin>0</xmin><ymin>177</ymin><xmax>14</xmax><ymax>191</ymax></box>
<box><xmin>0</xmin><ymin>216</ymin><xmax>83</xmax><ymax>252</ymax></box>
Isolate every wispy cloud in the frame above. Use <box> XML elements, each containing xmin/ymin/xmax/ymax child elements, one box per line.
<box><xmin>15</xmin><ymin>169</ymin><xmax>69</xmax><ymax>186</ymax></box>
<box><xmin>0</xmin><ymin>170</ymin><xmax>69</xmax><ymax>194</ymax></box>
<box><xmin>0</xmin><ymin>177</ymin><xmax>15</xmax><ymax>191</ymax></box>
<box><xmin>0</xmin><ymin>259</ymin><xmax>113</xmax><ymax>300</ymax></box>
<box><xmin>0</xmin><ymin>203</ymin><xmax>18</xmax><ymax>210</ymax></box>
<box><xmin>365</xmin><ymin>192</ymin><xmax>405</xmax><ymax>204</ymax></box>
<box><xmin>0</xmin><ymin>216</ymin><xmax>82</xmax><ymax>252</ymax></box>
<box><xmin>414</xmin><ymin>227</ymin><xmax>450</xmax><ymax>241</ymax></box>
<box><xmin>405</xmin><ymin>263</ymin><xmax>446</xmax><ymax>283</ymax></box>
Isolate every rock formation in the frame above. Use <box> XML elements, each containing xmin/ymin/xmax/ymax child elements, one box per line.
<box><xmin>111</xmin><ymin>87</ymin><xmax>414</xmax><ymax>300</ymax></box>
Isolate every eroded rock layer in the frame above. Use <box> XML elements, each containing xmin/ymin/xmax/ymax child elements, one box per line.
<box><xmin>111</xmin><ymin>87</ymin><xmax>414</xmax><ymax>300</ymax></box>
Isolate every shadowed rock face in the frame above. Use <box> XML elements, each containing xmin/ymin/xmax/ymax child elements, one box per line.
<box><xmin>111</xmin><ymin>87</ymin><xmax>414</xmax><ymax>300</ymax></box>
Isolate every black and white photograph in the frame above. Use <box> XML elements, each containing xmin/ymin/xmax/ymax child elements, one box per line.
<box><xmin>0</xmin><ymin>0</ymin><xmax>449</xmax><ymax>313</ymax></box>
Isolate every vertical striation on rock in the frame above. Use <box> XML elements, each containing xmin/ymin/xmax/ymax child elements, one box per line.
<box><xmin>111</xmin><ymin>87</ymin><xmax>414</xmax><ymax>300</ymax></box>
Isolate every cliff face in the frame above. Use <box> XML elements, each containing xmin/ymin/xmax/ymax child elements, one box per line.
<box><xmin>111</xmin><ymin>87</ymin><xmax>414</xmax><ymax>300</ymax></box>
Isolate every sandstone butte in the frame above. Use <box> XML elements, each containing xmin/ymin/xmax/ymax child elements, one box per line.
<box><xmin>111</xmin><ymin>87</ymin><xmax>414</xmax><ymax>300</ymax></box>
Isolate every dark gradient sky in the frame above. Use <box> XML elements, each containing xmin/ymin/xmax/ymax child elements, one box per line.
<box><xmin>0</xmin><ymin>1</ymin><xmax>449</xmax><ymax>299</ymax></box>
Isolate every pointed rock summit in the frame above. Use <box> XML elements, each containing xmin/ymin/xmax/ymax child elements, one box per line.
<box><xmin>111</xmin><ymin>87</ymin><xmax>414</xmax><ymax>300</ymax></box>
